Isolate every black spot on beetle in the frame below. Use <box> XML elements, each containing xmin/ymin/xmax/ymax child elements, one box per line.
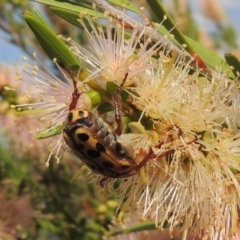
<box><xmin>72</xmin><ymin>144</ymin><xmax>78</xmax><ymax>150</ymax></box>
<box><xmin>88</xmin><ymin>164</ymin><xmax>96</xmax><ymax>170</ymax></box>
<box><xmin>78</xmin><ymin>110</ymin><xmax>85</xmax><ymax>117</ymax></box>
<box><xmin>88</xmin><ymin>149</ymin><xmax>101</xmax><ymax>158</ymax></box>
<box><xmin>115</xmin><ymin>142</ymin><xmax>123</xmax><ymax>155</ymax></box>
<box><xmin>68</xmin><ymin>112</ymin><xmax>73</xmax><ymax>122</ymax></box>
<box><xmin>101</xmin><ymin>161</ymin><xmax>115</xmax><ymax>168</ymax></box>
<box><xmin>121</xmin><ymin>165</ymin><xmax>130</xmax><ymax>170</ymax></box>
<box><xmin>77</xmin><ymin>143</ymin><xmax>84</xmax><ymax>149</ymax></box>
<box><xmin>96</xmin><ymin>142</ymin><xmax>106</xmax><ymax>152</ymax></box>
<box><xmin>77</xmin><ymin>133</ymin><xmax>89</xmax><ymax>142</ymax></box>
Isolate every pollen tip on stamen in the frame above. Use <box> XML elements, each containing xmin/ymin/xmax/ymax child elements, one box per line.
<box><xmin>117</xmin><ymin>211</ymin><xmax>124</xmax><ymax>222</ymax></box>
<box><xmin>104</xmin><ymin>11</ymin><xmax>110</xmax><ymax>17</ymax></box>
<box><xmin>45</xmin><ymin>162</ymin><xmax>50</xmax><ymax>168</ymax></box>
<box><xmin>22</xmin><ymin>56</ymin><xmax>27</xmax><ymax>61</ymax></box>
<box><xmin>53</xmin><ymin>58</ymin><xmax>57</xmax><ymax>63</ymax></box>
<box><xmin>133</xmin><ymin>22</ymin><xmax>138</xmax><ymax>28</ymax></box>
<box><xmin>33</xmin><ymin>66</ymin><xmax>39</xmax><ymax>71</ymax></box>
<box><xmin>32</xmin><ymin>71</ymin><xmax>38</xmax><ymax>76</ymax></box>
<box><xmin>80</xmin><ymin>11</ymin><xmax>88</xmax><ymax>18</ymax></box>
<box><xmin>55</xmin><ymin>156</ymin><xmax>60</xmax><ymax>164</ymax></box>
<box><xmin>4</xmin><ymin>86</ymin><xmax>14</xmax><ymax>91</ymax></box>
<box><xmin>164</xmin><ymin>34</ymin><xmax>169</xmax><ymax>39</ymax></box>
<box><xmin>10</xmin><ymin>104</ymin><xmax>16</xmax><ymax>108</ymax></box>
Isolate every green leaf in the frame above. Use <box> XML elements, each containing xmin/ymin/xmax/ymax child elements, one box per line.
<box><xmin>37</xmin><ymin>219</ymin><xmax>58</xmax><ymax>232</ymax></box>
<box><xmin>97</xmin><ymin>102</ymin><xmax>114</xmax><ymax>114</ymax></box>
<box><xmin>24</xmin><ymin>9</ymin><xmax>80</xmax><ymax>71</ymax></box>
<box><xmin>224</xmin><ymin>53</ymin><xmax>240</xmax><ymax>78</ymax></box>
<box><xmin>147</xmin><ymin>0</ymin><xmax>235</xmax><ymax>76</ymax></box>
<box><xmin>147</xmin><ymin>0</ymin><xmax>189</xmax><ymax>50</ymax></box>
<box><xmin>30</xmin><ymin>5</ymin><xmax>48</xmax><ymax>24</ymax></box>
<box><xmin>33</xmin><ymin>0</ymin><xmax>89</xmax><ymax>11</ymax></box>
<box><xmin>107</xmin><ymin>222</ymin><xmax>156</xmax><ymax>236</ymax></box>
<box><xmin>106</xmin><ymin>81</ymin><xmax>117</xmax><ymax>95</ymax></box>
<box><xmin>35</xmin><ymin>124</ymin><xmax>64</xmax><ymax>139</ymax></box>
<box><xmin>185</xmin><ymin>36</ymin><xmax>235</xmax><ymax>78</ymax></box>
<box><xmin>147</xmin><ymin>0</ymin><xmax>208</xmax><ymax>69</ymax></box>
<box><xmin>107</xmin><ymin>0</ymin><xmax>139</xmax><ymax>13</ymax></box>
<box><xmin>50</xmin><ymin>6</ymin><xmax>82</xmax><ymax>28</ymax></box>
<box><xmin>33</xmin><ymin>0</ymin><xmax>104</xmax><ymax>21</ymax></box>
<box><xmin>50</xmin><ymin>6</ymin><xmax>104</xmax><ymax>30</ymax></box>
<box><xmin>11</xmin><ymin>104</ymin><xmax>66</xmax><ymax>116</ymax></box>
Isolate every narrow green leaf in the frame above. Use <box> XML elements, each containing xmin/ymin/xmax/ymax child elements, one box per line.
<box><xmin>35</xmin><ymin>124</ymin><xmax>64</xmax><ymax>139</ymax></box>
<box><xmin>107</xmin><ymin>222</ymin><xmax>156</xmax><ymax>236</ymax></box>
<box><xmin>185</xmin><ymin>36</ymin><xmax>235</xmax><ymax>78</ymax></box>
<box><xmin>225</xmin><ymin>53</ymin><xmax>240</xmax><ymax>78</ymax></box>
<box><xmin>37</xmin><ymin>219</ymin><xmax>58</xmax><ymax>232</ymax></box>
<box><xmin>24</xmin><ymin>10</ymin><xmax>80</xmax><ymax>71</ymax></box>
<box><xmin>50</xmin><ymin>7</ymin><xmax>82</xmax><ymax>28</ymax></box>
<box><xmin>33</xmin><ymin>0</ymin><xmax>104</xmax><ymax>18</ymax></box>
<box><xmin>97</xmin><ymin>102</ymin><xmax>114</xmax><ymax>114</ymax></box>
<box><xmin>146</xmin><ymin>0</ymin><xmax>234</xmax><ymax>77</ymax></box>
<box><xmin>147</xmin><ymin>0</ymin><xmax>187</xmax><ymax>48</ymax></box>
<box><xmin>30</xmin><ymin>5</ymin><xmax>48</xmax><ymax>23</ymax></box>
<box><xmin>11</xmin><ymin>104</ymin><xmax>66</xmax><ymax>116</ymax></box>
<box><xmin>147</xmin><ymin>0</ymin><xmax>207</xmax><ymax>68</ymax></box>
<box><xmin>107</xmin><ymin>0</ymin><xmax>139</xmax><ymax>13</ymax></box>
<box><xmin>33</xmin><ymin>0</ymin><xmax>88</xmax><ymax>10</ymax></box>
<box><xmin>106</xmin><ymin>81</ymin><xmax>117</xmax><ymax>95</ymax></box>
<box><xmin>49</xmin><ymin>6</ymin><xmax>104</xmax><ymax>30</ymax></box>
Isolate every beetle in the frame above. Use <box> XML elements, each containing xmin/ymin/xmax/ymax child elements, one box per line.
<box><xmin>63</xmin><ymin>73</ymin><xmax>153</xmax><ymax>184</ymax></box>
<box><xmin>63</xmin><ymin>108</ymin><xmax>147</xmax><ymax>178</ymax></box>
<box><xmin>62</xmin><ymin>72</ymin><xmax>193</xmax><ymax>185</ymax></box>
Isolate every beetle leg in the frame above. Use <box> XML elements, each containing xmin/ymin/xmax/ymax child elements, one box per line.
<box><xmin>100</xmin><ymin>176</ymin><xmax>109</xmax><ymax>188</ymax></box>
<box><xmin>135</xmin><ymin>148</ymin><xmax>154</xmax><ymax>170</ymax></box>
<box><xmin>59</xmin><ymin>65</ymin><xmax>81</xmax><ymax>111</ymax></box>
<box><xmin>114</xmin><ymin>73</ymin><xmax>129</xmax><ymax>136</ymax></box>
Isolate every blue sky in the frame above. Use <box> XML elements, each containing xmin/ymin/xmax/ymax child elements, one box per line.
<box><xmin>0</xmin><ymin>35</ymin><xmax>25</xmax><ymax>64</ymax></box>
<box><xmin>189</xmin><ymin>0</ymin><xmax>240</xmax><ymax>48</ymax></box>
<box><xmin>0</xmin><ymin>0</ymin><xmax>240</xmax><ymax>65</ymax></box>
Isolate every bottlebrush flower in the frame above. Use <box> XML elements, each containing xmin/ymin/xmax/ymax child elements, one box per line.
<box><xmin>63</xmin><ymin>12</ymin><xmax>174</xmax><ymax>87</ymax></box>
<box><xmin>0</xmin><ymin>64</ymin><xmax>47</xmax><ymax>159</ymax></box>
<box><xmin>5</xmin><ymin>54</ymin><xmax>85</xmax><ymax>165</ymax></box>
<box><xmin>100</xmin><ymin>64</ymin><xmax>240</xmax><ymax>240</ymax></box>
